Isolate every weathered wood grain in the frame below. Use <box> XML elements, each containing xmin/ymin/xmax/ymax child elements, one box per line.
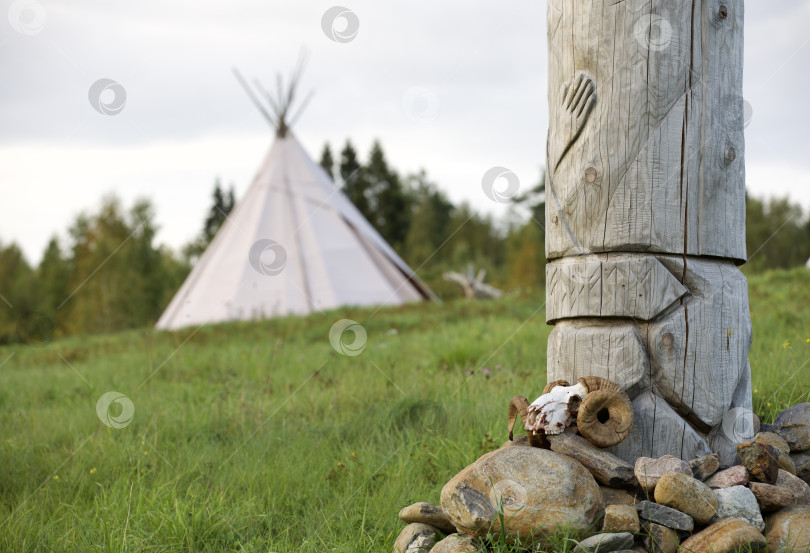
<box><xmin>547</xmin><ymin>320</ymin><xmax>650</xmax><ymax>399</ymax></box>
<box><xmin>546</xmin><ymin>254</ymin><xmax>688</xmax><ymax>322</ymax></box>
<box><xmin>648</xmin><ymin>257</ymin><xmax>752</xmax><ymax>432</ymax></box>
<box><xmin>545</xmin><ymin>1</ymin><xmax>751</xmax><ymax>463</ymax></box>
<box><xmin>545</xmin><ymin>0</ymin><xmax>745</xmax><ymax>261</ymax></box>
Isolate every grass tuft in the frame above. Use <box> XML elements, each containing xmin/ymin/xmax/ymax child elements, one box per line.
<box><xmin>1</xmin><ymin>268</ymin><xmax>809</xmax><ymax>551</ymax></box>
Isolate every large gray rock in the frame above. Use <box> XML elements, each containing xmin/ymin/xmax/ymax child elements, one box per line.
<box><xmin>547</xmin><ymin>433</ymin><xmax>637</xmax><ymax>488</ymax></box>
<box><xmin>712</xmin><ymin>485</ymin><xmax>765</xmax><ymax>532</ymax></box>
<box><xmin>773</xmin><ymin>403</ymin><xmax>810</xmax><ymax>452</ymax></box>
<box><xmin>574</xmin><ymin>532</ymin><xmax>634</xmax><ymax>553</ymax></box>
<box><xmin>440</xmin><ymin>445</ymin><xmax>603</xmax><ymax>541</ymax></box>
<box><xmin>634</xmin><ymin>455</ymin><xmax>692</xmax><ymax>493</ymax></box>
<box><xmin>635</xmin><ymin>500</ymin><xmax>694</xmax><ymax>532</ymax></box>
<box><xmin>791</xmin><ymin>450</ymin><xmax>810</xmax><ymax>482</ymax></box>
<box><xmin>398</xmin><ymin>502</ymin><xmax>455</xmax><ymax>533</ymax></box>
<box><xmin>393</xmin><ymin>523</ymin><xmax>438</xmax><ymax>553</ymax></box>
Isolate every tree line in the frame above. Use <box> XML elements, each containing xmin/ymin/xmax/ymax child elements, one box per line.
<box><xmin>1</xmin><ymin>140</ymin><xmax>808</xmax><ymax>344</ymax></box>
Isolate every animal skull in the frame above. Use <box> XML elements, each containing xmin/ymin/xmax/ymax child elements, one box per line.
<box><xmin>525</xmin><ymin>381</ymin><xmax>588</xmax><ymax>435</ymax></box>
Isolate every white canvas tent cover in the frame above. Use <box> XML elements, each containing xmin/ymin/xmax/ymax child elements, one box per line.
<box><xmin>155</xmin><ymin>135</ymin><xmax>436</xmax><ymax>331</ymax></box>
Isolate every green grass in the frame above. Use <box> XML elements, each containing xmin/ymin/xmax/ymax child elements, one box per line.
<box><xmin>1</xmin><ymin>268</ymin><xmax>810</xmax><ymax>552</ymax></box>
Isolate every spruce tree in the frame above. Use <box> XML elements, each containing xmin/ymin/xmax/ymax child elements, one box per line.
<box><xmin>403</xmin><ymin>171</ymin><xmax>453</xmax><ymax>266</ymax></box>
<box><xmin>203</xmin><ymin>180</ymin><xmax>235</xmax><ymax>243</ymax></box>
<box><xmin>35</xmin><ymin>237</ymin><xmax>70</xmax><ymax>330</ymax></box>
<box><xmin>364</xmin><ymin>141</ymin><xmax>412</xmax><ymax>249</ymax></box>
<box><xmin>319</xmin><ymin>143</ymin><xmax>335</xmax><ymax>179</ymax></box>
<box><xmin>339</xmin><ymin>140</ymin><xmax>371</xmax><ymax>219</ymax></box>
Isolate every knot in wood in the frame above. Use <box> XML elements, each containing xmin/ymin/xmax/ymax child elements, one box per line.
<box><xmin>585</xmin><ymin>167</ymin><xmax>598</xmax><ymax>183</ymax></box>
<box><xmin>662</xmin><ymin>332</ymin><xmax>674</xmax><ymax>347</ymax></box>
<box><xmin>726</xmin><ymin>146</ymin><xmax>736</xmax><ymax>163</ymax></box>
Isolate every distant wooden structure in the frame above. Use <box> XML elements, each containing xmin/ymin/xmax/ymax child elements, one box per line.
<box><xmin>544</xmin><ymin>0</ymin><xmax>752</xmax><ymax>464</ymax></box>
<box><xmin>444</xmin><ymin>265</ymin><xmax>503</xmax><ymax>299</ymax></box>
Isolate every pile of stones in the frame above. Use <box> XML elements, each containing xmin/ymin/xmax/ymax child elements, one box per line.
<box><xmin>393</xmin><ymin>403</ymin><xmax>810</xmax><ymax>553</ymax></box>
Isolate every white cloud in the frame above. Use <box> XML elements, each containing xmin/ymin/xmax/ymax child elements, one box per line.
<box><xmin>1</xmin><ymin>0</ymin><xmax>809</xmax><ymax>263</ymax></box>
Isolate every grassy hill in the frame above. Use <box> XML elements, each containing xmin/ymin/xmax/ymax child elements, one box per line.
<box><xmin>1</xmin><ymin>268</ymin><xmax>810</xmax><ymax>552</ymax></box>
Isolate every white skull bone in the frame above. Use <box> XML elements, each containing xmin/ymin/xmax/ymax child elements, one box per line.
<box><xmin>525</xmin><ymin>382</ymin><xmax>588</xmax><ymax>435</ymax></box>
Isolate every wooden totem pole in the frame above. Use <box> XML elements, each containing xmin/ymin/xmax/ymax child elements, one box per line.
<box><xmin>545</xmin><ymin>0</ymin><xmax>751</xmax><ymax>464</ymax></box>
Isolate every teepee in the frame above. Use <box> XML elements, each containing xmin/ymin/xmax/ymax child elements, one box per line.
<box><xmin>155</xmin><ymin>64</ymin><xmax>435</xmax><ymax>331</ymax></box>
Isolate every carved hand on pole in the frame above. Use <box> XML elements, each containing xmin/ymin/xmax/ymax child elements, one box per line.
<box><xmin>545</xmin><ymin>0</ymin><xmax>751</xmax><ymax>464</ymax></box>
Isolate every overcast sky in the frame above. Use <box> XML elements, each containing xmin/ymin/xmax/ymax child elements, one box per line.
<box><xmin>2</xmin><ymin>0</ymin><xmax>810</xmax><ymax>264</ymax></box>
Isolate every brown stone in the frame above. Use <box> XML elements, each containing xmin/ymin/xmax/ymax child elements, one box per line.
<box><xmin>393</xmin><ymin>523</ymin><xmax>438</xmax><ymax>553</ymax></box>
<box><xmin>642</xmin><ymin>522</ymin><xmax>679</xmax><ymax>553</ymax></box>
<box><xmin>398</xmin><ymin>502</ymin><xmax>456</xmax><ymax>534</ymax></box>
<box><xmin>777</xmin><ymin>452</ymin><xmax>798</xmax><ymax>475</ymax></box>
<box><xmin>600</xmin><ymin>486</ymin><xmax>639</xmax><ymax>506</ymax></box>
<box><xmin>547</xmin><ymin>432</ymin><xmax>637</xmax><ymax>488</ymax></box>
<box><xmin>765</xmin><ymin>506</ymin><xmax>810</xmax><ymax>551</ymax></box>
<box><xmin>754</xmin><ymin>431</ymin><xmax>790</xmax><ymax>454</ymax></box>
<box><xmin>679</xmin><ymin>519</ymin><xmax>766</xmax><ymax>553</ymax></box>
<box><xmin>440</xmin><ymin>446</ymin><xmax>603</xmax><ymax>541</ymax></box>
<box><xmin>737</xmin><ymin>441</ymin><xmax>779</xmax><ymax>484</ymax></box>
<box><xmin>634</xmin><ymin>455</ymin><xmax>692</xmax><ymax>493</ymax></box>
<box><xmin>602</xmin><ymin>504</ymin><xmax>639</xmax><ymax>533</ymax></box>
<box><xmin>654</xmin><ymin>472</ymin><xmax>717</xmax><ymax>525</ymax></box>
<box><xmin>748</xmin><ymin>481</ymin><xmax>795</xmax><ymax>511</ymax></box>
<box><xmin>777</xmin><ymin>468</ymin><xmax>810</xmax><ymax>504</ymax></box>
<box><xmin>705</xmin><ymin>465</ymin><xmax>749</xmax><ymax>489</ymax></box>
<box><xmin>429</xmin><ymin>534</ymin><xmax>478</xmax><ymax>553</ymax></box>
<box><xmin>689</xmin><ymin>454</ymin><xmax>721</xmax><ymax>481</ymax></box>
<box><xmin>756</xmin><ymin>431</ymin><xmax>797</xmax><ymax>474</ymax></box>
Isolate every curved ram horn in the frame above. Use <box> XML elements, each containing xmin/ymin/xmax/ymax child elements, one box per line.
<box><xmin>542</xmin><ymin>379</ymin><xmax>571</xmax><ymax>395</ymax></box>
<box><xmin>576</xmin><ymin>386</ymin><xmax>634</xmax><ymax>448</ymax></box>
<box><xmin>507</xmin><ymin>395</ymin><xmax>549</xmax><ymax>448</ymax></box>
